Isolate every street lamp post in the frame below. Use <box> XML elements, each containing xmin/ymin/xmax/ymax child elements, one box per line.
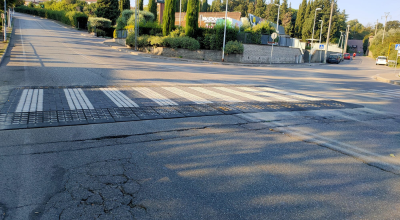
<box><xmin>221</xmin><ymin>0</ymin><xmax>228</xmax><ymax>61</ymax></box>
<box><xmin>319</xmin><ymin>20</ymin><xmax>323</xmax><ymax>63</ymax></box>
<box><xmin>3</xmin><ymin>0</ymin><xmax>6</xmax><ymax>43</ymax></box>
<box><xmin>310</xmin><ymin>8</ymin><xmax>322</xmax><ymax>63</ymax></box>
<box><xmin>275</xmin><ymin>4</ymin><xmax>281</xmax><ymax>35</ymax></box>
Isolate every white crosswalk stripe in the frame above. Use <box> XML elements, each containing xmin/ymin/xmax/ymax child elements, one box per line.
<box><xmin>133</xmin><ymin>87</ymin><xmax>178</xmax><ymax>106</ymax></box>
<box><xmin>237</xmin><ymin>87</ymin><xmax>298</xmax><ymax>102</ymax></box>
<box><xmin>100</xmin><ymin>88</ymin><xmax>139</xmax><ymax>108</ymax></box>
<box><xmin>259</xmin><ymin>87</ymin><xmax>323</xmax><ymax>101</ymax></box>
<box><xmin>213</xmin><ymin>87</ymin><xmax>271</xmax><ymax>102</ymax></box>
<box><xmin>64</xmin><ymin>88</ymin><xmax>94</xmax><ymax>110</ymax></box>
<box><xmin>162</xmin><ymin>87</ymin><xmax>212</xmax><ymax>104</ymax></box>
<box><xmin>15</xmin><ymin>89</ymin><xmax>44</xmax><ymax>112</ymax></box>
<box><xmin>189</xmin><ymin>87</ymin><xmax>244</xmax><ymax>102</ymax></box>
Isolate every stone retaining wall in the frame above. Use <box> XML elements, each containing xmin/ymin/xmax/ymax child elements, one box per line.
<box><xmin>114</xmin><ymin>39</ymin><xmax>304</xmax><ymax>64</ymax></box>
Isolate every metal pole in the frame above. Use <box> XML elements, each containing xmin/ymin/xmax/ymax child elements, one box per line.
<box><xmin>375</xmin><ymin>19</ymin><xmax>378</xmax><ymax>36</ymax></box>
<box><xmin>4</xmin><ymin>0</ymin><xmax>6</xmax><ymax>43</ymax></box>
<box><xmin>310</xmin><ymin>9</ymin><xmax>317</xmax><ymax>63</ymax></box>
<box><xmin>382</xmin><ymin>12</ymin><xmax>390</xmax><ymax>44</ymax></box>
<box><xmin>134</xmin><ymin>0</ymin><xmax>138</xmax><ymax>51</ymax></box>
<box><xmin>324</xmin><ymin>2</ymin><xmax>334</xmax><ymax>64</ymax></box>
<box><xmin>276</xmin><ymin>4</ymin><xmax>280</xmax><ymax>34</ymax></box>
<box><xmin>319</xmin><ymin>20</ymin><xmax>323</xmax><ymax>63</ymax></box>
<box><xmin>221</xmin><ymin>0</ymin><xmax>228</xmax><ymax>62</ymax></box>
<box><xmin>8</xmin><ymin>7</ymin><xmax>10</xmax><ymax>27</ymax></box>
<box><xmin>179</xmin><ymin>0</ymin><xmax>181</xmax><ymax>27</ymax></box>
<box><xmin>270</xmin><ymin>44</ymin><xmax>273</xmax><ymax>65</ymax></box>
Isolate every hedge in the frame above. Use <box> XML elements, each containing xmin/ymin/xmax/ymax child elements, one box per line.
<box><xmin>15</xmin><ymin>6</ymin><xmax>88</xmax><ymax>29</ymax></box>
<box><xmin>126</xmin><ymin>34</ymin><xmax>200</xmax><ymax>51</ymax></box>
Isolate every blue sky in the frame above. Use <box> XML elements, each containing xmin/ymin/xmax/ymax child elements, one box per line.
<box><xmin>131</xmin><ymin>0</ymin><xmax>400</xmax><ymax>26</ymax></box>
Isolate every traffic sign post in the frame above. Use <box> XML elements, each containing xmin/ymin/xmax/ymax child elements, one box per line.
<box><xmin>270</xmin><ymin>33</ymin><xmax>278</xmax><ymax>65</ymax></box>
<box><xmin>395</xmin><ymin>44</ymin><xmax>400</xmax><ymax>51</ymax></box>
<box><xmin>319</xmin><ymin>44</ymin><xmax>324</xmax><ymax>63</ymax></box>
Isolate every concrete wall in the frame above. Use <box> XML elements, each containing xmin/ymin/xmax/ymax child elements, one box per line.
<box><xmin>242</xmin><ymin>44</ymin><xmax>303</xmax><ymax>64</ymax></box>
<box><xmin>114</xmin><ymin>38</ymin><xmax>126</xmax><ymax>46</ymax></box>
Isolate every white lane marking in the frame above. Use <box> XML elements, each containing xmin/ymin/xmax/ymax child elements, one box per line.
<box><xmin>189</xmin><ymin>87</ymin><xmax>244</xmax><ymax>103</ymax></box>
<box><xmin>15</xmin><ymin>89</ymin><xmax>28</xmax><ymax>113</ymax></box>
<box><xmin>162</xmin><ymin>87</ymin><xmax>212</xmax><ymax>104</ymax></box>
<box><xmin>77</xmin><ymin>89</ymin><xmax>94</xmax><ymax>109</ymax></box>
<box><xmin>110</xmin><ymin>88</ymin><xmax>139</xmax><ymax>107</ymax></box>
<box><xmin>259</xmin><ymin>87</ymin><xmax>322</xmax><ymax>101</ymax></box>
<box><xmin>238</xmin><ymin>87</ymin><xmax>297</xmax><ymax>102</ymax></box>
<box><xmin>63</xmin><ymin>89</ymin><xmax>76</xmax><ymax>110</ymax></box>
<box><xmin>22</xmin><ymin>89</ymin><xmax>34</xmax><ymax>112</ymax></box>
<box><xmin>68</xmin><ymin>89</ymin><xmax>82</xmax><ymax>109</ymax></box>
<box><xmin>133</xmin><ymin>87</ymin><xmax>178</xmax><ymax>106</ymax></box>
<box><xmin>37</xmin><ymin>89</ymin><xmax>43</xmax><ymax>111</ymax></box>
<box><xmin>29</xmin><ymin>89</ymin><xmax>39</xmax><ymax>112</ymax></box>
<box><xmin>214</xmin><ymin>87</ymin><xmax>270</xmax><ymax>102</ymax></box>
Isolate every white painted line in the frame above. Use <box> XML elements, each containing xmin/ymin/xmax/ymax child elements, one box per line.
<box><xmin>110</xmin><ymin>88</ymin><xmax>139</xmax><ymax>107</ymax></box>
<box><xmin>133</xmin><ymin>87</ymin><xmax>178</xmax><ymax>106</ymax></box>
<box><xmin>22</xmin><ymin>89</ymin><xmax>34</xmax><ymax>112</ymax></box>
<box><xmin>72</xmin><ymin>89</ymin><xmax>88</xmax><ymax>109</ymax></box>
<box><xmin>189</xmin><ymin>87</ymin><xmax>244</xmax><ymax>103</ymax></box>
<box><xmin>100</xmin><ymin>88</ymin><xmax>124</xmax><ymax>107</ymax></box>
<box><xmin>214</xmin><ymin>87</ymin><xmax>270</xmax><ymax>102</ymax></box>
<box><xmin>63</xmin><ymin>89</ymin><xmax>76</xmax><ymax>110</ymax></box>
<box><xmin>259</xmin><ymin>87</ymin><xmax>322</xmax><ymax>101</ymax></box>
<box><xmin>68</xmin><ymin>89</ymin><xmax>82</xmax><ymax>109</ymax></box>
<box><xmin>238</xmin><ymin>87</ymin><xmax>297</xmax><ymax>102</ymax></box>
<box><xmin>77</xmin><ymin>89</ymin><xmax>94</xmax><ymax>109</ymax></box>
<box><xmin>37</xmin><ymin>89</ymin><xmax>43</xmax><ymax>111</ymax></box>
<box><xmin>16</xmin><ymin>89</ymin><xmax>28</xmax><ymax>113</ymax></box>
<box><xmin>162</xmin><ymin>87</ymin><xmax>212</xmax><ymax>104</ymax></box>
<box><xmin>29</xmin><ymin>89</ymin><xmax>39</xmax><ymax>112</ymax></box>
<box><xmin>106</xmin><ymin>88</ymin><xmax>130</xmax><ymax>107</ymax></box>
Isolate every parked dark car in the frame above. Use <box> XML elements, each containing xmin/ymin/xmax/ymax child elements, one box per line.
<box><xmin>327</xmin><ymin>55</ymin><xmax>341</xmax><ymax>64</ymax></box>
<box><xmin>335</xmin><ymin>53</ymin><xmax>344</xmax><ymax>61</ymax></box>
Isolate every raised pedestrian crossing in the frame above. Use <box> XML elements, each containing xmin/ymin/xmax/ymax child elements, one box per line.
<box><xmin>0</xmin><ymin>86</ymin><xmax>362</xmax><ymax>130</ymax></box>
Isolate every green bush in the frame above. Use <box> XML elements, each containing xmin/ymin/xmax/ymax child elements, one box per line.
<box><xmin>126</xmin><ymin>33</ymin><xmax>199</xmax><ymax>51</ymax></box>
<box><xmin>224</xmin><ymin>41</ymin><xmax>244</xmax><ymax>54</ymax></box>
<box><xmin>95</xmin><ymin>29</ymin><xmax>106</xmax><ymax>37</ymax></box>
<box><xmin>88</xmin><ymin>17</ymin><xmax>112</xmax><ymax>32</ymax></box>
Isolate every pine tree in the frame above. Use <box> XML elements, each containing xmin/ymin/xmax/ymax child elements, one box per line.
<box><xmin>247</xmin><ymin>1</ymin><xmax>255</xmax><ymax>15</ymax></box>
<box><xmin>149</xmin><ymin>0</ymin><xmax>157</xmax><ymax>21</ymax></box>
<box><xmin>301</xmin><ymin>0</ymin><xmax>312</xmax><ymax>40</ymax></box>
<box><xmin>163</xmin><ymin>0</ymin><xmax>176</xmax><ymax>36</ymax></box>
<box><xmin>185</xmin><ymin>0</ymin><xmax>199</xmax><ymax>37</ymax></box>
<box><xmin>139</xmin><ymin>0</ymin><xmax>144</xmax><ymax>10</ymax></box>
<box><xmin>254</xmin><ymin>0</ymin><xmax>265</xmax><ymax>18</ymax></box>
<box><xmin>280</xmin><ymin>0</ymin><xmax>288</xmax><ymax>22</ymax></box>
<box><xmin>96</xmin><ymin>0</ymin><xmax>120</xmax><ymax>24</ymax></box>
<box><xmin>294</xmin><ymin>0</ymin><xmax>307</xmax><ymax>38</ymax></box>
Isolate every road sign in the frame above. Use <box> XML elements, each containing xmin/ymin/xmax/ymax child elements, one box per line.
<box><xmin>271</xmin><ymin>32</ymin><xmax>278</xmax><ymax>40</ymax></box>
<box><xmin>395</xmin><ymin>44</ymin><xmax>400</xmax><ymax>50</ymax></box>
<box><xmin>319</xmin><ymin>44</ymin><xmax>325</xmax><ymax>50</ymax></box>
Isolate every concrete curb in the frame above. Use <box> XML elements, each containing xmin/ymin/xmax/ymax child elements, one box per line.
<box><xmin>103</xmin><ymin>42</ymin><xmax>326</xmax><ymax>68</ymax></box>
<box><xmin>0</xmin><ymin>25</ymin><xmax>15</xmax><ymax>66</ymax></box>
<box><xmin>372</xmin><ymin>74</ymin><xmax>400</xmax><ymax>86</ymax></box>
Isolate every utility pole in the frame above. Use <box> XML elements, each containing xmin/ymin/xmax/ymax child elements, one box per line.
<box><xmin>179</xmin><ymin>0</ymin><xmax>181</xmax><ymax>27</ymax></box>
<box><xmin>324</xmin><ymin>1</ymin><xmax>334</xmax><ymax>64</ymax></box>
<box><xmin>344</xmin><ymin>25</ymin><xmax>350</xmax><ymax>54</ymax></box>
<box><xmin>375</xmin><ymin>19</ymin><xmax>378</xmax><ymax>36</ymax></box>
<box><xmin>134</xmin><ymin>0</ymin><xmax>138</xmax><ymax>51</ymax></box>
<box><xmin>3</xmin><ymin>0</ymin><xmax>6</xmax><ymax>43</ymax></box>
<box><xmin>310</xmin><ymin>8</ymin><xmax>322</xmax><ymax>63</ymax></box>
<box><xmin>221</xmin><ymin>0</ymin><xmax>228</xmax><ymax>61</ymax></box>
<box><xmin>381</xmin><ymin>12</ymin><xmax>390</xmax><ymax>44</ymax></box>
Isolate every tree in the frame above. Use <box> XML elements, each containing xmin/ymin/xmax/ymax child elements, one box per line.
<box><xmin>247</xmin><ymin>1</ymin><xmax>254</xmax><ymax>15</ymax></box>
<box><xmin>162</xmin><ymin>0</ymin><xmax>176</xmax><ymax>36</ymax></box>
<box><xmin>185</xmin><ymin>0</ymin><xmax>199</xmax><ymax>37</ymax></box>
<box><xmin>386</xmin><ymin>20</ymin><xmax>400</xmax><ymax>31</ymax></box>
<box><xmin>254</xmin><ymin>0</ymin><xmax>265</xmax><ymax>18</ymax></box>
<box><xmin>301</xmin><ymin>0</ymin><xmax>312</xmax><ymax>40</ymax></box>
<box><xmin>210</xmin><ymin>0</ymin><xmax>221</xmax><ymax>12</ymax></box>
<box><xmin>149</xmin><ymin>0</ymin><xmax>157</xmax><ymax>20</ymax></box>
<box><xmin>96</xmin><ymin>0</ymin><xmax>120</xmax><ymax>24</ymax></box>
<box><xmin>294</xmin><ymin>0</ymin><xmax>307</xmax><ymax>38</ymax></box>
<box><xmin>119</xmin><ymin>0</ymin><xmax>130</xmax><ymax>13</ymax></box>
<box><xmin>139</xmin><ymin>0</ymin><xmax>144</xmax><ymax>10</ymax></box>
<box><xmin>201</xmin><ymin>0</ymin><xmax>208</xmax><ymax>12</ymax></box>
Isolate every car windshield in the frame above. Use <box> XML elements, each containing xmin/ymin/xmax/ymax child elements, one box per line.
<box><xmin>378</xmin><ymin>56</ymin><xmax>386</xmax><ymax>59</ymax></box>
<box><xmin>329</xmin><ymin>55</ymin><xmax>338</xmax><ymax>58</ymax></box>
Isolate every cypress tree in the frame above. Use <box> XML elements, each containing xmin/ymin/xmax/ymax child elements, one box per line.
<box><xmin>162</xmin><ymin>0</ymin><xmax>176</xmax><ymax>36</ymax></box>
<box><xmin>139</xmin><ymin>0</ymin><xmax>144</xmax><ymax>10</ymax></box>
<box><xmin>201</xmin><ymin>0</ymin><xmax>208</xmax><ymax>12</ymax></box>
<box><xmin>149</xmin><ymin>0</ymin><xmax>157</xmax><ymax>20</ymax></box>
<box><xmin>119</xmin><ymin>0</ymin><xmax>130</xmax><ymax>12</ymax></box>
<box><xmin>301</xmin><ymin>0</ymin><xmax>312</xmax><ymax>40</ymax></box>
<box><xmin>211</xmin><ymin>0</ymin><xmax>221</xmax><ymax>12</ymax></box>
<box><xmin>185</xmin><ymin>0</ymin><xmax>199</xmax><ymax>37</ymax></box>
<box><xmin>254</xmin><ymin>0</ymin><xmax>265</xmax><ymax>18</ymax></box>
<box><xmin>294</xmin><ymin>0</ymin><xmax>307</xmax><ymax>38</ymax></box>
<box><xmin>96</xmin><ymin>0</ymin><xmax>120</xmax><ymax>24</ymax></box>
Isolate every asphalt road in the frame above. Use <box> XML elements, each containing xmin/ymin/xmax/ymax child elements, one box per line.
<box><xmin>0</xmin><ymin>13</ymin><xmax>399</xmax><ymax>220</ymax></box>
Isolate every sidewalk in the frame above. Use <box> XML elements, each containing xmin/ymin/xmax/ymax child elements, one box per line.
<box><xmin>102</xmin><ymin>39</ymin><xmax>326</xmax><ymax>68</ymax></box>
<box><xmin>372</xmin><ymin>72</ymin><xmax>400</xmax><ymax>86</ymax></box>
